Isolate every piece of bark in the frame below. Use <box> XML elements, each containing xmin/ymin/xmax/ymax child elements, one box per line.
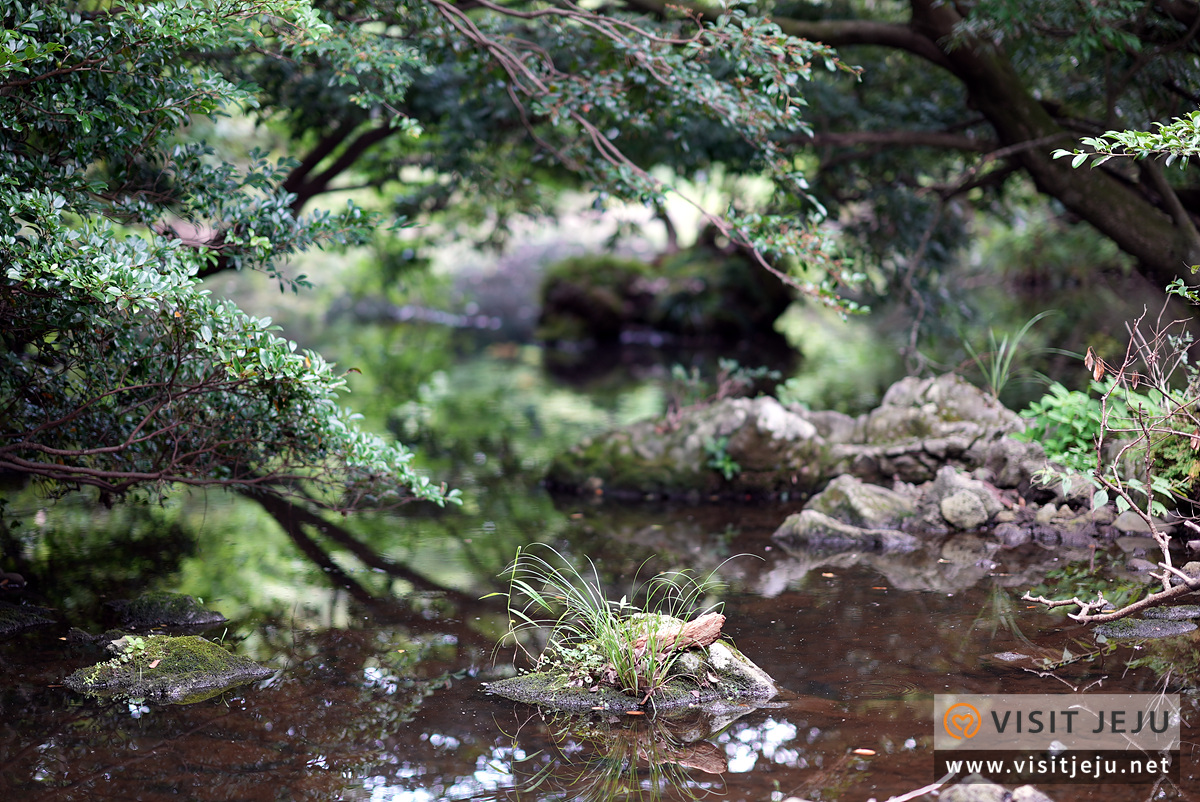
<box><xmin>632</xmin><ymin>612</ymin><xmax>725</xmax><ymax>657</ymax></box>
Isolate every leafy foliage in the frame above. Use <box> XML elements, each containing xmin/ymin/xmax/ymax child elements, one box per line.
<box><xmin>1016</xmin><ymin>382</ymin><xmax>1107</xmax><ymax>475</ymax></box>
<box><xmin>214</xmin><ymin>0</ymin><xmax>863</xmax><ymax>301</ymax></box>
<box><xmin>0</xmin><ymin>1</ymin><xmax>455</xmax><ymax>508</ymax></box>
<box><xmin>1053</xmin><ymin>110</ymin><xmax>1200</xmax><ymax>170</ymax></box>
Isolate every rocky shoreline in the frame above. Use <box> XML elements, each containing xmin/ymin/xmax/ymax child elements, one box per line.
<box><xmin>546</xmin><ymin>373</ymin><xmax>1182</xmax><ymax>577</ymax></box>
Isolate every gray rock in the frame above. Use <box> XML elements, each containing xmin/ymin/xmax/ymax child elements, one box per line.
<box><xmin>548</xmin><ymin>373</ymin><xmax>1050</xmax><ymax>498</ymax></box>
<box><xmin>1168</xmin><ymin>561</ymin><xmax>1200</xmax><ymax>586</ymax></box>
<box><xmin>485</xmin><ymin>629</ymin><xmax>778</xmax><ymax>716</ymax></box>
<box><xmin>65</xmin><ymin>634</ymin><xmax>272</xmax><ymax>704</ymax></box>
<box><xmin>1094</xmin><ymin>618</ymin><xmax>1198</xmax><ymax>639</ymax></box>
<box><xmin>772</xmin><ymin>510</ymin><xmax>919</xmax><ymax>553</ymax></box>
<box><xmin>939</xmin><ymin>778</ymin><xmax>1013</xmax><ymax>802</ymax></box>
<box><xmin>1012</xmin><ymin>786</ymin><xmax>1056</xmax><ymax>802</ymax></box>
<box><xmin>994</xmin><ymin>522</ymin><xmax>1032</xmax><ymax>548</ymax></box>
<box><xmin>941</xmin><ymin>491</ymin><xmax>989</xmax><ymax>530</ymax></box>
<box><xmin>794</xmin><ymin>408</ymin><xmax>856</xmax><ymax>442</ymax></box>
<box><xmin>1142</xmin><ymin>604</ymin><xmax>1200</xmax><ymax>620</ymax></box>
<box><xmin>806</xmin><ymin>475</ymin><xmax>915</xmax><ymax>529</ymax></box>
<box><xmin>1113</xmin><ymin>510</ymin><xmax>1160</xmax><ymax>534</ymax></box>
<box><xmin>938</xmin><ymin>467</ymin><xmax>1003</xmax><ymax>509</ymax></box>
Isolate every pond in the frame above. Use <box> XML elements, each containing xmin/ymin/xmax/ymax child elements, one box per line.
<box><xmin>1</xmin><ymin>322</ymin><xmax>1198</xmax><ymax>802</ymax></box>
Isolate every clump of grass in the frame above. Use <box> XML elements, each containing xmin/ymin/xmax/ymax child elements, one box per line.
<box><xmin>489</xmin><ymin>545</ymin><xmax>729</xmax><ymax>703</ymax></box>
<box><xmin>961</xmin><ymin>310</ymin><xmax>1055</xmax><ymax>399</ymax></box>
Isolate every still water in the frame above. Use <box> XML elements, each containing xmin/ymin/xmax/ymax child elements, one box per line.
<box><xmin>2</xmin><ymin>339</ymin><xmax>1198</xmax><ymax>801</ymax></box>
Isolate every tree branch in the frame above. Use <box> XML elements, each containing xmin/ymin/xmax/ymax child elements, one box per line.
<box><xmin>796</xmin><ymin>129</ymin><xmax>995</xmax><ymax>152</ymax></box>
<box><xmin>621</xmin><ymin>0</ymin><xmax>952</xmax><ymax>68</ymax></box>
<box><xmin>285</xmin><ymin>124</ymin><xmax>399</xmax><ymax>212</ymax></box>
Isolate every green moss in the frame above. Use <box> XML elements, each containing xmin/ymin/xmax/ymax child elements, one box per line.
<box><xmin>65</xmin><ymin>634</ymin><xmax>272</xmax><ymax>704</ymax></box>
<box><xmin>546</xmin><ymin>431</ymin><xmax>713</xmax><ymax>496</ymax></box>
<box><xmin>538</xmin><ymin>254</ymin><xmax>655</xmax><ymax>343</ymax></box>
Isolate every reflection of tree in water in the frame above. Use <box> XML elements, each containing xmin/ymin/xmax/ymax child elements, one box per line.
<box><xmin>499</xmin><ymin>707</ymin><xmax>760</xmax><ymax>802</ymax></box>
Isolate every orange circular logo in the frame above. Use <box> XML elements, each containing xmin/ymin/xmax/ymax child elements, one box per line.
<box><xmin>943</xmin><ymin>702</ymin><xmax>982</xmax><ymax>740</ymax></box>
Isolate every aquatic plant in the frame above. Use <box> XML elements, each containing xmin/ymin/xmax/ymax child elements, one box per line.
<box><xmin>489</xmin><ymin>545</ymin><xmax>729</xmax><ymax>704</ymax></box>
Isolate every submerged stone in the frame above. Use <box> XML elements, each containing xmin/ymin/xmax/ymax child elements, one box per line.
<box><xmin>105</xmin><ymin>591</ymin><xmax>227</xmax><ymax>631</ymax></box>
<box><xmin>65</xmin><ymin>634</ymin><xmax>272</xmax><ymax>704</ymax></box>
<box><xmin>1094</xmin><ymin>618</ymin><xmax>1198</xmax><ymax>639</ymax></box>
<box><xmin>1141</xmin><ymin>605</ymin><xmax>1200</xmax><ymax>621</ymax></box>
<box><xmin>773</xmin><ymin>509</ymin><xmax>919</xmax><ymax>554</ymax></box>
<box><xmin>0</xmin><ymin>601</ymin><xmax>56</xmax><ymax>639</ymax></box>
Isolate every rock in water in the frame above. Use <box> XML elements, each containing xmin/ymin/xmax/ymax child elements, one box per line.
<box><xmin>65</xmin><ymin>634</ymin><xmax>272</xmax><ymax>704</ymax></box>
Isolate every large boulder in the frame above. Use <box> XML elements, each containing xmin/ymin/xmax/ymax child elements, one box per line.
<box><xmin>546</xmin><ymin>395</ymin><xmax>831</xmax><ymax>498</ymax></box>
<box><xmin>537</xmin><ymin>241</ymin><xmax>793</xmax><ymax>347</ymax></box>
<box><xmin>805</xmin><ymin>474</ymin><xmax>916</xmax><ymax>529</ymax></box>
<box><xmin>827</xmin><ymin>374</ymin><xmax>1037</xmax><ymax>486</ymax></box>
<box><xmin>546</xmin><ymin>373</ymin><xmax>1045</xmax><ymax>499</ymax></box>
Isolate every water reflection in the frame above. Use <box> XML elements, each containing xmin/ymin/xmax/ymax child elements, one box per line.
<box><xmin>4</xmin><ymin>330</ymin><xmax>1200</xmax><ymax>800</ymax></box>
<box><xmin>497</xmin><ymin>709</ymin><xmax>742</xmax><ymax>801</ymax></box>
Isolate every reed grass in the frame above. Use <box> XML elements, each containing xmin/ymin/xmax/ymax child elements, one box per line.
<box><xmin>489</xmin><ymin>544</ymin><xmax>729</xmax><ymax>702</ymax></box>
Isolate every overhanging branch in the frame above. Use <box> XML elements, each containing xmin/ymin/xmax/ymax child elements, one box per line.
<box><xmin>796</xmin><ymin>130</ymin><xmax>995</xmax><ymax>152</ymax></box>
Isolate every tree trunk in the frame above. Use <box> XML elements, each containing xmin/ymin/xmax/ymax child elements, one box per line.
<box><xmin>908</xmin><ymin>0</ymin><xmax>1200</xmax><ymax>286</ymax></box>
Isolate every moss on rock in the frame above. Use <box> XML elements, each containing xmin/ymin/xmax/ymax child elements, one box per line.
<box><xmin>65</xmin><ymin>634</ymin><xmax>272</xmax><ymax>704</ymax></box>
<box><xmin>485</xmin><ymin>638</ymin><xmax>777</xmax><ymax>716</ymax></box>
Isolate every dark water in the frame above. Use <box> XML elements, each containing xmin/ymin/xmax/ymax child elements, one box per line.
<box><xmin>2</xmin><ymin>497</ymin><xmax>1198</xmax><ymax>802</ymax></box>
<box><xmin>2</xmin><ymin>332</ymin><xmax>1199</xmax><ymax>801</ymax></box>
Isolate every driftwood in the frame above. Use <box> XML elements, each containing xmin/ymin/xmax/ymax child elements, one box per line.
<box><xmin>631</xmin><ymin>612</ymin><xmax>725</xmax><ymax>659</ymax></box>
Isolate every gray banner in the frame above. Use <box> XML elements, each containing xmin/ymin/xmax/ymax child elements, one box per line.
<box><xmin>934</xmin><ymin>694</ymin><xmax>1180</xmax><ymax>751</ymax></box>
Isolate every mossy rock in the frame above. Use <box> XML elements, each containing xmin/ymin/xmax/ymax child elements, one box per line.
<box><xmin>65</xmin><ymin>634</ymin><xmax>272</xmax><ymax>704</ymax></box>
<box><xmin>536</xmin><ymin>241</ymin><xmax>792</xmax><ymax>346</ymax></box>
<box><xmin>538</xmin><ymin>254</ymin><xmax>656</xmax><ymax>344</ymax></box>
<box><xmin>1094</xmin><ymin>618</ymin><xmax>1198</xmax><ymax>640</ymax></box>
<box><xmin>0</xmin><ymin>601</ymin><xmax>56</xmax><ymax>639</ymax></box>
<box><xmin>105</xmin><ymin>591</ymin><xmax>227</xmax><ymax>631</ymax></box>
<box><xmin>485</xmin><ymin>640</ymin><xmax>777</xmax><ymax>717</ymax></box>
